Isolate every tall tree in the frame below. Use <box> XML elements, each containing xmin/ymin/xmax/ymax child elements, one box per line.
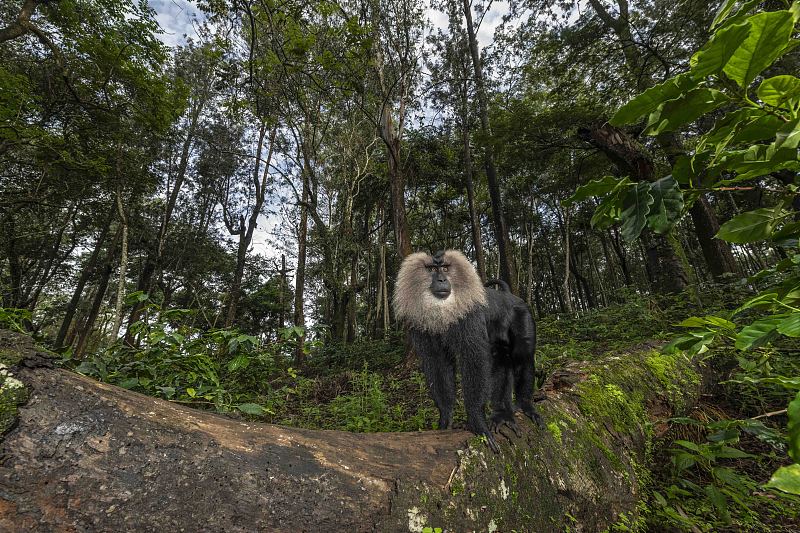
<box><xmin>462</xmin><ymin>0</ymin><xmax>517</xmax><ymax>292</ymax></box>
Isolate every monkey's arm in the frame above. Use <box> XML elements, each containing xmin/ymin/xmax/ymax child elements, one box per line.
<box><xmin>409</xmin><ymin>328</ymin><xmax>456</xmax><ymax>430</ymax></box>
<box><xmin>453</xmin><ymin>313</ymin><xmax>500</xmax><ymax>453</ymax></box>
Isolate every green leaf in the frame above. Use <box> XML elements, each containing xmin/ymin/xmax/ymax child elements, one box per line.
<box><xmin>565</xmin><ymin>175</ymin><xmax>626</xmax><ymax>205</ymax></box>
<box><xmin>691</xmin><ymin>21</ymin><xmax>751</xmax><ymax>77</ymax></box>
<box><xmin>723</xmin><ymin>11</ymin><xmax>795</xmax><ymax>88</ymax></box>
<box><xmin>733</xmin><ymin>292</ymin><xmax>778</xmax><ymax>315</ymax></box>
<box><xmin>789</xmin><ymin>391</ymin><xmax>800</xmax><ymax>462</ymax></box>
<box><xmin>777</xmin><ymin>314</ymin><xmax>800</xmax><ymax>337</ymax></box>
<box><xmin>117</xmin><ymin>377</ymin><xmax>139</xmax><ymax>389</ymax></box>
<box><xmin>711</xmin><ymin>0</ymin><xmax>739</xmax><ymax>29</ymax></box>
<box><xmin>705</xmin><ymin>484</ymin><xmax>730</xmax><ymax>523</ymax></box>
<box><xmin>186</xmin><ymin>387</ymin><xmax>196</xmax><ymax>397</ymax></box>
<box><xmin>715</xmin><ymin>446</ymin><xmax>755</xmax><ymax>459</ymax></box>
<box><xmin>735</xmin><ymin>315</ymin><xmax>786</xmax><ymax>350</ymax></box>
<box><xmin>610</xmin><ymin>72</ymin><xmax>698</xmax><ymax>126</ymax></box>
<box><xmin>757</xmin><ymin>75</ymin><xmax>800</xmax><ymax>109</ymax></box>
<box><xmin>716</xmin><ymin>207</ymin><xmax>783</xmax><ymax>243</ymax></box>
<box><xmin>674</xmin><ymin>440</ymin><xmax>702</xmax><ymax>452</ymax></box>
<box><xmin>235</xmin><ymin>403</ymin><xmax>270</xmax><ymax>415</ymax></box>
<box><xmin>646</xmin><ymin>88</ymin><xmax>729</xmax><ymax>135</ymax></box>
<box><xmin>620</xmin><ymin>182</ymin><xmax>654</xmax><ymax>241</ymax></box>
<box><xmin>678</xmin><ymin>315</ymin><xmax>736</xmax><ymax>330</ymax></box>
<box><xmin>590</xmin><ymin>179</ymin><xmax>632</xmax><ymax>229</ymax></box>
<box><xmin>766</xmin><ymin>464</ymin><xmax>800</xmax><ymax>495</ymax></box>
<box><xmin>646</xmin><ymin>176</ymin><xmax>684</xmax><ymax>234</ymax></box>
<box><xmin>227</xmin><ymin>354</ymin><xmax>251</xmax><ymax>372</ymax></box>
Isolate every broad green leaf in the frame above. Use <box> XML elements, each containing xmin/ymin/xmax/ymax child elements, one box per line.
<box><xmin>610</xmin><ymin>72</ymin><xmax>698</xmax><ymax>126</ymax></box>
<box><xmin>715</xmin><ymin>0</ymin><xmax>769</xmax><ymax>31</ymax></box>
<box><xmin>705</xmin><ymin>484</ymin><xmax>730</xmax><ymax>523</ymax></box>
<box><xmin>228</xmin><ymin>354</ymin><xmax>251</xmax><ymax>372</ymax></box>
<box><xmin>565</xmin><ymin>175</ymin><xmax>626</xmax><ymax>205</ymax></box>
<box><xmin>723</xmin><ymin>11</ymin><xmax>795</xmax><ymax>88</ymax></box>
<box><xmin>186</xmin><ymin>387</ymin><xmax>196</xmax><ymax>397</ymax></box>
<box><xmin>757</xmin><ymin>75</ymin><xmax>800</xmax><ymax>109</ymax></box>
<box><xmin>777</xmin><ymin>314</ymin><xmax>800</xmax><ymax>337</ymax></box>
<box><xmin>674</xmin><ymin>440</ymin><xmax>702</xmax><ymax>452</ymax></box>
<box><xmin>789</xmin><ymin>391</ymin><xmax>800</xmax><ymax>462</ymax></box>
<box><xmin>235</xmin><ymin>403</ymin><xmax>269</xmax><ymax>415</ymax></box>
<box><xmin>767</xmin><ymin>464</ymin><xmax>800</xmax><ymax>495</ymax></box>
<box><xmin>646</xmin><ymin>176</ymin><xmax>684</xmax><ymax>234</ymax></box>
<box><xmin>727</xmin><ymin>119</ymin><xmax>800</xmax><ymax>181</ymax></box>
<box><xmin>691</xmin><ymin>21</ymin><xmax>751</xmax><ymax>77</ymax></box>
<box><xmin>118</xmin><ymin>377</ymin><xmax>139</xmax><ymax>389</ymax></box>
<box><xmin>711</xmin><ymin>0</ymin><xmax>739</xmax><ymax>28</ymax></box>
<box><xmin>590</xmin><ymin>179</ymin><xmax>632</xmax><ymax>229</ymax></box>
<box><xmin>716</xmin><ymin>207</ymin><xmax>783</xmax><ymax>243</ymax></box>
<box><xmin>715</xmin><ymin>446</ymin><xmax>755</xmax><ymax>459</ymax></box>
<box><xmin>733</xmin><ymin>292</ymin><xmax>778</xmax><ymax>315</ymax></box>
<box><xmin>678</xmin><ymin>315</ymin><xmax>736</xmax><ymax>330</ymax></box>
<box><xmin>646</xmin><ymin>88</ymin><xmax>729</xmax><ymax>135</ymax></box>
<box><xmin>772</xmin><ymin>221</ymin><xmax>800</xmax><ymax>242</ymax></box>
<box><xmin>734</xmin><ymin>315</ymin><xmax>786</xmax><ymax>350</ymax></box>
<box><xmin>619</xmin><ymin>182</ymin><xmax>654</xmax><ymax>241</ymax></box>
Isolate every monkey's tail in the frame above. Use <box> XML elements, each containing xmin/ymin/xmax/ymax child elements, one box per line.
<box><xmin>484</xmin><ymin>279</ymin><xmax>510</xmax><ymax>292</ymax></box>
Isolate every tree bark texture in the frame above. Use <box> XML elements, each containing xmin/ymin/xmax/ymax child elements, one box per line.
<box><xmin>0</xmin><ymin>330</ymin><xmax>704</xmax><ymax>532</ymax></box>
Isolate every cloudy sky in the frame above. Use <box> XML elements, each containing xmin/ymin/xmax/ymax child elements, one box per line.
<box><xmin>150</xmin><ymin>0</ymin><xmax>507</xmax><ymax>49</ymax></box>
<box><xmin>150</xmin><ymin>0</ymin><xmax>202</xmax><ymax>48</ymax></box>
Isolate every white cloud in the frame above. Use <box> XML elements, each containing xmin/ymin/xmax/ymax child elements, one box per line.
<box><xmin>149</xmin><ymin>0</ymin><xmax>200</xmax><ymax>48</ymax></box>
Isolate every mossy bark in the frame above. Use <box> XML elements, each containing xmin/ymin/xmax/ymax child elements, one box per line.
<box><xmin>0</xmin><ymin>331</ymin><xmax>703</xmax><ymax>532</ymax></box>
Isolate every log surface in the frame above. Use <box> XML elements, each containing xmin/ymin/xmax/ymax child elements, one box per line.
<box><xmin>0</xmin><ymin>331</ymin><xmax>702</xmax><ymax>532</ymax></box>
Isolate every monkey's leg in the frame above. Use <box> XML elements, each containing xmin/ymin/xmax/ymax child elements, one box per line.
<box><xmin>420</xmin><ymin>353</ymin><xmax>456</xmax><ymax>430</ymax></box>
<box><xmin>490</xmin><ymin>364</ymin><xmax>520</xmax><ymax>437</ymax></box>
<box><xmin>411</xmin><ymin>331</ymin><xmax>456</xmax><ymax>430</ymax></box>
<box><xmin>459</xmin><ymin>343</ymin><xmax>499</xmax><ymax>453</ymax></box>
<box><xmin>513</xmin><ymin>361</ymin><xmax>544</xmax><ymax>428</ymax></box>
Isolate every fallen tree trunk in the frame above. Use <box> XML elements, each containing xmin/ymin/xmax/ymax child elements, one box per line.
<box><xmin>0</xmin><ymin>330</ymin><xmax>703</xmax><ymax>532</ymax></box>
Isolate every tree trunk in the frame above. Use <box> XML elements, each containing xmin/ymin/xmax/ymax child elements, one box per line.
<box><xmin>225</xmin><ymin>125</ymin><xmax>277</xmax><ymax>327</ymax></box>
<box><xmin>562</xmin><ymin>207</ymin><xmax>574</xmax><ymax>313</ymax></box>
<box><xmin>380</xmin><ymin>107</ymin><xmax>413</xmax><ymax>259</ymax></box>
<box><xmin>462</xmin><ymin>0</ymin><xmax>517</xmax><ymax>293</ymax></box>
<box><xmin>461</xmin><ymin>79</ymin><xmax>486</xmax><ymax>281</ymax></box>
<box><xmin>109</xmin><ymin>192</ymin><xmax>128</xmax><ymax>343</ymax></box>
<box><xmin>0</xmin><ymin>330</ymin><xmax>706</xmax><ymax>532</ymax></box>
<box><xmin>294</xmin><ymin>180</ymin><xmax>308</xmax><ymax>365</ymax></box>
<box><xmin>55</xmin><ymin>208</ymin><xmax>113</xmax><ymax>349</ymax></box>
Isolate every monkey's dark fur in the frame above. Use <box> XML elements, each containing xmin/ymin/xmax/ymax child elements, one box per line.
<box><xmin>392</xmin><ymin>250</ymin><xmax>543</xmax><ymax>452</ymax></box>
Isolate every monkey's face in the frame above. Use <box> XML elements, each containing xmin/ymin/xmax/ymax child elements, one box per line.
<box><xmin>426</xmin><ymin>251</ymin><xmax>451</xmax><ymax>300</ymax></box>
<box><xmin>393</xmin><ymin>249</ymin><xmax>487</xmax><ymax>333</ymax></box>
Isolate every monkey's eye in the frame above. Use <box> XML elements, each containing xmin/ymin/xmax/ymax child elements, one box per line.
<box><xmin>442</xmin><ymin>267</ymin><xmax>448</xmax><ymax>272</ymax></box>
<box><xmin>427</xmin><ymin>266</ymin><xmax>435</xmax><ymax>272</ymax></box>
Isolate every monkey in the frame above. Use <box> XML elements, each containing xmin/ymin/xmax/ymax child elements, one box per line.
<box><xmin>392</xmin><ymin>250</ymin><xmax>543</xmax><ymax>453</ymax></box>
<box><xmin>483</xmin><ymin>278</ymin><xmax>544</xmax><ymax>435</ymax></box>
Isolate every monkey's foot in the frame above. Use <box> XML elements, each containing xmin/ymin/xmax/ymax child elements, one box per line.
<box><xmin>478</xmin><ymin>430</ymin><xmax>501</xmax><ymax>453</ymax></box>
<box><xmin>490</xmin><ymin>412</ymin><xmax>521</xmax><ymax>438</ymax></box>
<box><xmin>519</xmin><ymin>403</ymin><xmax>545</xmax><ymax>428</ymax></box>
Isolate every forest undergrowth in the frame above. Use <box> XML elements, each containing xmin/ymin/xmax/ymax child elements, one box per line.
<box><xmin>2</xmin><ymin>280</ymin><xmax>796</xmax><ymax>531</ymax></box>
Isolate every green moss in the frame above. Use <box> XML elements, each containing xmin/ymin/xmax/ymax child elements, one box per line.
<box><xmin>0</xmin><ymin>349</ymin><xmax>23</xmax><ymax>367</ymax></box>
<box><xmin>0</xmin><ymin>363</ymin><xmax>28</xmax><ymax>435</ymax></box>
<box><xmin>547</xmin><ymin>421</ymin><xmax>563</xmax><ymax>444</ymax></box>
<box><xmin>576</xmin><ymin>375</ymin><xmax>646</xmax><ymax>434</ymax></box>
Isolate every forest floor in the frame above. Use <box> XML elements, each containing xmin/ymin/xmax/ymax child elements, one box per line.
<box><xmin>15</xmin><ymin>286</ymin><xmax>798</xmax><ymax>531</ymax></box>
<box><xmin>255</xmin><ymin>288</ymin><xmax>800</xmax><ymax>531</ymax></box>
